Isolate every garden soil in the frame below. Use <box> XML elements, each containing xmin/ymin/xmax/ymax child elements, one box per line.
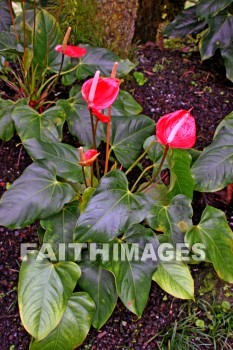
<box><xmin>0</xmin><ymin>43</ymin><xmax>233</xmax><ymax>350</ymax></box>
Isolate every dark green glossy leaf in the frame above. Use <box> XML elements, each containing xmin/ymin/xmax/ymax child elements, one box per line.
<box><xmin>147</xmin><ymin>195</ymin><xmax>193</xmax><ymax>245</ymax></box>
<box><xmin>12</xmin><ymin>105</ymin><xmax>66</xmax><ymax>142</ymax></box>
<box><xmin>24</xmin><ymin>138</ymin><xmax>83</xmax><ymax>183</ymax></box>
<box><xmin>0</xmin><ymin>0</ymin><xmax>12</xmax><ymax>31</ymax></box>
<box><xmin>111</xmin><ymin>90</ymin><xmax>142</xmax><ymax>116</ymax></box>
<box><xmin>200</xmin><ymin>13</ymin><xmax>233</xmax><ymax>60</ymax></box>
<box><xmin>0</xmin><ymin>98</ymin><xmax>15</xmax><ymax>141</ymax></box>
<box><xmin>74</xmin><ymin>170</ymin><xmax>153</xmax><ymax>243</ymax></box>
<box><xmin>19</xmin><ymin>251</ymin><xmax>81</xmax><ymax>340</ymax></box>
<box><xmin>221</xmin><ymin>43</ymin><xmax>233</xmax><ymax>82</ymax></box>
<box><xmin>0</xmin><ymin>32</ymin><xmax>24</xmax><ymax>56</ymax></box>
<box><xmin>143</xmin><ymin>135</ymin><xmax>164</xmax><ymax>163</ymax></box>
<box><xmin>164</xmin><ymin>6</ymin><xmax>206</xmax><ymax>38</ymax></box>
<box><xmin>214</xmin><ymin>110</ymin><xmax>233</xmax><ymax>134</ymax></box>
<box><xmin>192</xmin><ymin>125</ymin><xmax>233</xmax><ymax>192</ymax></box>
<box><xmin>104</xmin><ymin>224</ymin><xmax>159</xmax><ymax>316</ymax></box>
<box><xmin>40</xmin><ymin>201</ymin><xmax>80</xmax><ymax>261</ymax></box>
<box><xmin>167</xmin><ymin>149</ymin><xmax>194</xmax><ymax>200</ymax></box>
<box><xmin>196</xmin><ymin>0</ymin><xmax>233</xmax><ymax>19</ymax></box>
<box><xmin>75</xmin><ymin>44</ymin><xmax>135</xmax><ymax>80</ymax></box>
<box><xmin>30</xmin><ymin>292</ymin><xmax>95</xmax><ymax>350</ymax></box>
<box><xmin>185</xmin><ymin>206</ymin><xmax>233</xmax><ymax>282</ymax></box>
<box><xmin>78</xmin><ymin>257</ymin><xmax>117</xmax><ymax>329</ymax></box>
<box><xmin>109</xmin><ymin>115</ymin><xmax>155</xmax><ymax>168</ymax></box>
<box><xmin>0</xmin><ymin>163</ymin><xmax>75</xmax><ymax>228</ymax></box>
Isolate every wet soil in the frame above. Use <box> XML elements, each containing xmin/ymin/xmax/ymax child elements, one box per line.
<box><xmin>0</xmin><ymin>43</ymin><xmax>233</xmax><ymax>350</ymax></box>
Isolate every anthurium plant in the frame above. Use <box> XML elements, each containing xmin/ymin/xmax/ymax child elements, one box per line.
<box><xmin>0</xmin><ymin>3</ymin><xmax>233</xmax><ymax>349</ymax></box>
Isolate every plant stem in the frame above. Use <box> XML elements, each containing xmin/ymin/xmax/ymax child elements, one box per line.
<box><xmin>131</xmin><ymin>164</ymin><xmax>156</xmax><ymax>193</ymax></box>
<box><xmin>89</xmin><ymin>110</ymin><xmax>100</xmax><ymax>180</ymax></box>
<box><xmin>104</xmin><ymin>107</ymin><xmax>111</xmax><ymax>174</ymax></box>
<box><xmin>125</xmin><ymin>141</ymin><xmax>155</xmax><ymax>176</ymax></box>
<box><xmin>81</xmin><ymin>166</ymin><xmax>88</xmax><ymax>188</ymax></box>
<box><xmin>7</xmin><ymin>0</ymin><xmax>19</xmax><ymax>41</ymax></box>
<box><xmin>21</xmin><ymin>0</ymin><xmax>26</xmax><ymax>50</ymax></box>
<box><xmin>139</xmin><ymin>145</ymin><xmax>169</xmax><ymax>192</ymax></box>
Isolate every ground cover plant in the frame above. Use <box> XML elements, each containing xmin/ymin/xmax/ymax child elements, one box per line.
<box><xmin>0</xmin><ymin>1</ymin><xmax>233</xmax><ymax>349</ymax></box>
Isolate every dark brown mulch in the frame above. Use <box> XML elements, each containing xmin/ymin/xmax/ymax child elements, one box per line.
<box><xmin>0</xmin><ymin>43</ymin><xmax>233</xmax><ymax>350</ymax></box>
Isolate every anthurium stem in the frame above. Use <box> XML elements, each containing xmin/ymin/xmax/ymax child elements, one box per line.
<box><xmin>125</xmin><ymin>141</ymin><xmax>155</xmax><ymax>176</ymax></box>
<box><xmin>104</xmin><ymin>107</ymin><xmax>111</xmax><ymax>174</ymax></box>
<box><xmin>82</xmin><ymin>166</ymin><xmax>88</xmax><ymax>188</ymax></box>
<box><xmin>131</xmin><ymin>164</ymin><xmax>156</xmax><ymax>193</ymax></box>
<box><xmin>139</xmin><ymin>145</ymin><xmax>169</xmax><ymax>192</ymax></box>
<box><xmin>89</xmin><ymin>111</ymin><xmax>100</xmax><ymax>180</ymax></box>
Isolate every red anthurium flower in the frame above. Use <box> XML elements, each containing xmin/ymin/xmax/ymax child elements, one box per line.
<box><xmin>55</xmin><ymin>44</ymin><xmax>87</xmax><ymax>58</ymax></box>
<box><xmin>81</xmin><ymin>71</ymin><xmax>120</xmax><ymax>110</ymax></box>
<box><xmin>79</xmin><ymin>149</ymin><xmax>99</xmax><ymax>167</ymax></box>
<box><xmin>91</xmin><ymin>108</ymin><xmax>110</xmax><ymax>123</ymax></box>
<box><xmin>156</xmin><ymin>109</ymin><xmax>196</xmax><ymax>148</ymax></box>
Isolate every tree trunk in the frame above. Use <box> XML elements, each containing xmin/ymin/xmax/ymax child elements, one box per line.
<box><xmin>134</xmin><ymin>0</ymin><xmax>186</xmax><ymax>43</ymax></box>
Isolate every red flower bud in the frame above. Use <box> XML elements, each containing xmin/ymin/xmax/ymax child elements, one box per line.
<box><xmin>82</xmin><ymin>75</ymin><xmax>120</xmax><ymax>110</ymax></box>
<box><xmin>55</xmin><ymin>44</ymin><xmax>87</xmax><ymax>58</ymax></box>
<box><xmin>79</xmin><ymin>149</ymin><xmax>99</xmax><ymax>166</ymax></box>
<box><xmin>156</xmin><ymin>109</ymin><xmax>196</xmax><ymax>148</ymax></box>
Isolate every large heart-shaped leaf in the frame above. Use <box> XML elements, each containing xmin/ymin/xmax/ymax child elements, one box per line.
<box><xmin>0</xmin><ymin>163</ymin><xmax>75</xmax><ymax>228</ymax></box>
<box><xmin>0</xmin><ymin>32</ymin><xmax>24</xmax><ymax>56</ymax></box>
<box><xmin>200</xmin><ymin>13</ymin><xmax>233</xmax><ymax>60</ymax></box>
<box><xmin>109</xmin><ymin>115</ymin><xmax>155</xmax><ymax>168</ymax></box>
<box><xmin>74</xmin><ymin>170</ymin><xmax>153</xmax><ymax>243</ymax></box>
<box><xmin>78</xmin><ymin>256</ymin><xmax>118</xmax><ymax>329</ymax></box>
<box><xmin>29</xmin><ymin>292</ymin><xmax>95</xmax><ymax>350</ymax></box>
<box><xmin>41</xmin><ymin>201</ymin><xmax>80</xmax><ymax>261</ymax></box>
<box><xmin>33</xmin><ymin>9</ymin><xmax>65</xmax><ymax>72</ymax></box>
<box><xmin>167</xmin><ymin>149</ymin><xmax>194</xmax><ymax>200</ymax></box>
<box><xmin>0</xmin><ymin>98</ymin><xmax>15</xmax><ymax>141</ymax></box>
<box><xmin>111</xmin><ymin>90</ymin><xmax>142</xmax><ymax>116</ymax></box>
<box><xmin>75</xmin><ymin>44</ymin><xmax>135</xmax><ymax>80</ymax></box>
<box><xmin>153</xmin><ymin>258</ymin><xmax>194</xmax><ymax>299</ymax></box>
<box><xmin>18</xmin><ymin>251</ymin><xmax>81</xmax><ymax>340</ymax></box>
<box><xmin>24</xmin><ymin>138</ymin><xmax>83</xmax><ymax>183</ymax></box>
<box><xmin>164</xmin><ymin>6</ymin><xmax>206</xmax><ymax>38</ymax></box>
<box><xmin>185</xmin><ymin>206</ymin><xmax>233</xmax><ymax>282</ymax></box>
<box><xmin>147</xmin><ymin>195</ymin><xmax>193</xmax><ymax>245</ymax></box>
<box><xmin>191</xmin><ymin>125</ymin><xmax>233</xmax><ymax>192</ymax></box>
<box><xmin>104</xmin><ymin>224</ymin><xmax>159</xmax><ymax>316</ymax></box>
<box><xmin>196</xmin><ymin>0</ymin><xmax>233</xmax><ymax>19</ymax></box>
<box><xmin>12</xmin><ymin>105</ymin><xmax>66</xmax><ymax>142</ymax></box>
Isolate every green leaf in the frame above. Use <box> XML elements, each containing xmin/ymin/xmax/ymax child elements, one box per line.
<box><xmin>147</xmin><ymin>195</ymin><xmax>193</xmax><ymax>245</ymax></box>
<box><xmin>75</xmin><ymin>45</ymin><xmax>135</xmax><ymax>80</ymax></box>
<box><xmin>200</xmin><ymin>13</ymin><xmax>233</xmax><ymax>60</ymax></box>
<box><xmin>30</xmin><ymin>292</ymin><xmax>95</xmax><ymax>350</ymax></box>
<box><xmin>196</xmin><ymin>0</ymin><xmax>233</xmax><ymax>19</ymax></box>
<box><xmin>0</xmin><ymin>32</ymin><xmax>24</xmax><ymax>56</ymax></box>
<box><xmin>104</xmin><ymin>224</ymin><xmax>159</xmax><ymax>316</ymax></box>
<box><xmin>74</xmin><ymin>170</ymin><xmax>153</xmax><ymax>243</ymax></box>
<box><xmin>33</xmin><ymin>9</ymin><xmax>65</xmax><ymax>72</ymax></box>
<box><xmin>185</xmin><ymin>206</ymin><xmax>233</xmax><ymax>282</ymax></box>
<box><xmin>109</xmin><ymin>115</ymin><xmax>155</xmax><ymax>168</ymax></box>
<box><xmin>80</xmin><ymin>187</ymin><xmax>96</xmax><ymax>213</ymax></box>
<box><xmin>24</xmin><ymin>138</ymin><xmax>83</xmax><ymax>183</ymax></box>
<box><xmin>0</xmin><ymin>98</ymin><xmax>15</xmax><ymax>141</ymax></box>
<box><xmin>41</xmin><ymin>201</ymin><xmax>80</xmax><ymax>261</ymax></box>
<box><xmin>133</xmin><ymin>71</ymin><xmax>148</xmax><ymax>86</ymax></box>
<box><xmin>78</xmin><ymin>257</ymin><xmax>117</xmax><ymax>329</ymax></box>
<box><xmin>0</xmin><ymin>163</ymin><xmax>75</xmax><ymax>228</ymax></box>
<box><xmin>191</xmin><ymin>125</ymin><xmax>233</xmax><ymax>192</ymax></box>
<box><xmin>221</xmin><ymin>43</ymin><xmax>233</xmax><ymax>82</ymax></box>
<box><xmin>167</xmin><ymin>149</ymin><xmax>194</xmax><ymax>200</ymax></box>
<box><xmin>153</xmin><ymin>259</ymin><xmax>194</xmax><ymax>299</ymax></box>
<box><xmin>111</xmin><ymin>90</ymin><xmax>143</xmax><ymax>116</ymax></box>
<box><xmin>164</xmin><ymin>6</ymin><xmax>206</xmax><ymax>38</ymax></box>
<box><xmin>214</xmin><ymin>110</ymin><xmax>233</xmax><ymax>134</ymax></box>
<box><xmin>12</xmin><ymin>105</ymin><xmax>66</xmax><ymax>142</ymax></box>
<box><xmin>18</xmin><ymin>251</ymin><xmax>81</xmax><ymax>340</ymax></box>
<box><xmin>58</xmin><ymin>94</ymin><xmax>101</xmax><ymax>146</ymax></box>
<box><xmin>0</xmin><ymin>0</ymin><xmax>12</xmax><ymax>31</ymax></box>
<box><xmin>143</xmin><ymin>135</ymin><xmax>164</xmax><ymax>164</ymax></box>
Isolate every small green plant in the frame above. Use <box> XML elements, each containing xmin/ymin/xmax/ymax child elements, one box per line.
<box><xmin>133</xmin><ymin>71</ymin><xmax>148</xmax><ymax>85</ymax></box>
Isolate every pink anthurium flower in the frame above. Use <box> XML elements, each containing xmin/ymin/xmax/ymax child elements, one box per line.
<box><xmin>55</xmin><ymin>44</ymin><xmax>87</xmax><ymax>58</ymax></box>
<box><xmin>156</xmin><ymin>109</ymin><xmax>196</xmax><ymax>148</ymax></box>
<box><xmin>91</xmin><ymin>108</ymin><xmax>110</xmax><ymax>123</ymax></box>
<box><xmin>79</xmin><ymin>149</ymin><xmax>99</xmax><ymax>167</ymax></box>
<box><xmin>81</xmin><ymin>70</ymin><xmax>120</xmax><ymax>110</ymax></box>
